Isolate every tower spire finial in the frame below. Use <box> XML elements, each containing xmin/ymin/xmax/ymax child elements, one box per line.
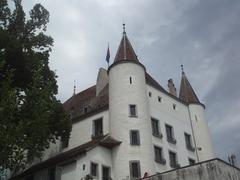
<box><xmin>181</xmin><ymin>64</ymin><xmax>184</xmax><ymax>74</ymax></box>
<box><xmin>123</xmin><ymin>23</ymin><xmax>126</xmax><ymax>33</ymax></box>
<box><xmin>73</xmin><ymin>80</ymin><xmax>76</xmax><ymax>95</ymax></box>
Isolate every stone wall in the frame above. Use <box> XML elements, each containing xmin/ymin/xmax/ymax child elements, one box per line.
<box><xmin>141</xmin><ymin>159</ymin><xmax>240</xmax><ymax>180</ymax></box>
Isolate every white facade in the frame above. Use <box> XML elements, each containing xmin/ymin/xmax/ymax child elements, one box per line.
<box><xmin>29</xmin><ymin>62</ymin><xmax>214</xmax><ymax>180</ymax></box>
<box><xmin>147</xmin><ymin>85</ymin><xmax>197</xmax><ymax>171</ymax></box>
<box><xmin>17</xmin><ymin>31</ymin><xmax>215</xmax><ymax>180</ymax></box>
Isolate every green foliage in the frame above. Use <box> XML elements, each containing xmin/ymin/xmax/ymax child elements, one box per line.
<box><xmin>0</xmin><ymin>0</ymin><xmax>71</xmax><ymax>176</ymax></box>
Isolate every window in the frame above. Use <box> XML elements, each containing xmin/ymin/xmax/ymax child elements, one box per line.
<box><xmin>154</xmin><ymin>146</ymin><xmax>166</xmax><ymax>164</ymax></box>
<box><xmin>70</xmin><ymin>107</ymin><xmax>75</xmax><ymax>119</ymax></box>
<box><xmin>185</xmin><ymin>133</ymin><xmax>195</xmax><ymax>151</ymax></box>
<box><xmin>102</xmin><ymin>166</ymin><xmax>111</xmax><ymax>180</ymax></box>
<box><xmin>151</xmin><ymin>118</ymin><xmax>162</xmax><ymax>138</ymax></box>
<box><xmin>189</xmin><ymin>158</ymin><xmax>195</xmax><ymax>165</ymax></box>
<box><xmin>149</xmin><ymin>92</ymin><xmax>152</xmax><ymax>97</ymax></box>
<box><xmin>92</xmin><ymin>118</ymin><xmax>103</xmax><ymax>137</ymax></box>
<box><xmin>129</xmin><ymin>161</ymin><xmax>141</xmax><ymax>178</ymax></box>
<box><xmin>48</xmin><ymin>167</ymin><xmax>55</xmax><ymax>180</ymax></box>
<box><xmin>84</xmin><ymin>107</ymin><xmax>88</xmax><ymax>114</ymax></box>
<box><xmin>25</xmin><ymin>175</ymin><xmax>34</xmax><ymax>180</ymax></box>
<box><xmin>165</xmin><ymin>124</ymin><xmax>176</xmax><ymax>144</ymax></box>
<box><xmin>158</xmin><ymin>96</ymin><xmax>162</xmax><ymax>102</ymax></box>
<box><xmin>173</xmin><ymin>104</ymin><xmax>176</xmax><ymax>110</ymax></box>
<box><xmin>169</xmin><ymin>151</ymin><xmax>180</xmax><ymax>168</ymax></box>
<box><xmin>129</xmin><ymin>104</ymin><xmax>137</xmax><ymax>117</ymax></box>
<box><xmin>130</xmin><ymin>130</ymin><xmax>140</xmax><ymax>145</ymax></box>
<box><xmin>61</xmin><ymin>137</ymin><xmax>69</xmax><ymax>149</ymax></box>
<box><xmin>130</xmin><ymin>77</ymin><xmax>132</xmax><ymax>84</ymax></box>
<box><xmin>90</xmin><ymin>162</ymin><xmax>99</xmax><ymax>177</ymax></box>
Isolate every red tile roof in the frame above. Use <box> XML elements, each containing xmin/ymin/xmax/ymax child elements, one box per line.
<box><xmin>63</xmin><ymin>72</ymin><xmax>191</xmax><ymax>121</ymax></box>
<box><xmin>64</xmin><ymin>85</ymin><xmax>109</xmax><ymax>120</ymax></box>
<box><xmin>114</xmin><ymin>31</ymin><xmax>138</xmax><ymax>62</ymax></box>
<box><xmin>179</xmin><ymin>71</ymin><xmax>201</xmax><ymax>104</ymax></box>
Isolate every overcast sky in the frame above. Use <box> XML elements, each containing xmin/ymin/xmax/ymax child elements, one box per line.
<box><xmin>21</xmin><ymin>0</ymin><xmax>240</xmax><ymax>163</ymax></box>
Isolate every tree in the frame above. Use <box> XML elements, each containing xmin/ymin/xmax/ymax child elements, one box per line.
<box><xmin>0</xmin><ymin>0</ymin><xmax>71</xmax><ymax>176</ymax></box>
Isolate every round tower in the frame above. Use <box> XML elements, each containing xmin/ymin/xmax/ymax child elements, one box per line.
<box><xmin>188</xmin><ymin>104</ymin><xmax>215</xmax><ymax>161</ymax></box>
<box><xmin>179</xmin><ymin>67</ymin><xmax>215</xmax><ymax>161</ymax></box>
<box><xmin>108</xmin><ymin>25</ymin><xmax>155</xmax><ymax>179</ymax></box>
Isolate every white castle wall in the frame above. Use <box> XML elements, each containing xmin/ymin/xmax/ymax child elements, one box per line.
<box><xmin>67</xmin><ymin>110</ymin><xmax>109</xmax><ymax>150</ymax></box>
<box><xmin>188</xmin><ymin>104</ymin><xmax>215</xmax><ymax>161</ymax></box>
<box><xmin>40</xmin><ymin>110</ymin><xmax>109</xmax><ymax>161</ymax></box>
<box><xmin>64</xmin><ymin>146</ymin><xmax>113</xmax><ymax>180</ymax></box>
<box><xmin>109</xmin><ymin>62</ymin><xmax>155</xmax><ymax>180</ymax></box>
<box><xmin>147</xmin><ymin>85</ymin><xmax>198</xmax><ymax>171</ymax></box>
<box><xmin>31</xmin><ymin>146</ymin><xmax>112</xmax><ymax>180</ymax></box>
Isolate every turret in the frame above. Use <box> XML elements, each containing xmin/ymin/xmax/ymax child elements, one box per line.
<box><xmin>179</xmin><ymin>65</ymin><xmax>215</xmax><ymax>161</ymax></box>
<box><xmin>108</xmin><ymin>24</ymin><xmax>155</xmax><ymax>179</ymax></box>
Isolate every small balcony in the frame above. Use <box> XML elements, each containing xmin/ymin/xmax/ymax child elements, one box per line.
<box><xmin>152</xmin><ymin>132</ymin><xmax>163</xmax><ymax>139</ymax></box>
<box><xmin>167</xmin><ymin>137</ymin><xmax>177</xmax><ymax>144</ymax></box>
<box><xmin>170</xmin><ymin>162</ymin><xmax>180</xmax><ymax>169</ymax></box>
<box><xmin>155</xmin><ymin>158</ymin><xmax>166</xmax><ymax>165</ymax></box>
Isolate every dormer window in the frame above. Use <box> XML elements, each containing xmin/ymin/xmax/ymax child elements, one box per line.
<box><xmin>69</xmin><ymin>107</ymin><xmax>75</xmax><ymax>119</ymax></box>
<box><xmin>84</xmin><ymin>107</ymin><xmax>88</xmax><ymax>114</ymax></box>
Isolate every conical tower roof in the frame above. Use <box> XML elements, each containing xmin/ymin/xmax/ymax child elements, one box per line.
<box><xmin>179</xmin><ymin>66</ymin><xmax>201</xmax><ymax>104</ymax></box>
<box><xmin>114</xmin><ymin>24</ymin><xmax>138</xmax><ymax>62</ymax></box>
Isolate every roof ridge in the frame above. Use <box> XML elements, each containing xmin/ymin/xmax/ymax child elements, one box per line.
<box><xmin>64</xmin><ymin>85</ymin><xmax>96</xmax><ymax>105</ymax></box>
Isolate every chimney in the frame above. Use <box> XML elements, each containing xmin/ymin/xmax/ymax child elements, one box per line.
<box><xmin>96</xmin><ymin>68</ymin><xmax>108</xmax><ymax>96</ymax></box>
<box><xmin>168</xmin><ymin>79</ymin><xmax>177</xmax><ymax>96</ymax></box>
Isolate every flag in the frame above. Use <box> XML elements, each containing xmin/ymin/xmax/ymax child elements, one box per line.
<box><xmin>106</xmin><ymin>44</ymin><xmax>110</xmax><ymax>63</ymax></box>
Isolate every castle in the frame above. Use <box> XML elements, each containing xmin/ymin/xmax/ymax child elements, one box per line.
<box><xmin>13</xmin><ymin>25</ymin><xmax>215</xmax><ymax>180</ymax></box>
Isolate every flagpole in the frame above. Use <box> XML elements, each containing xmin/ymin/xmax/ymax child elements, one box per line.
<box><xmin>108</xmin><ymin>42</ymin><xmax>109</xmax><ymax>69</ymax></box>
<box><xmin>106</xmin><ymin>42</ymin><xmax>110</xmax><ymax>69</ymax></box>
